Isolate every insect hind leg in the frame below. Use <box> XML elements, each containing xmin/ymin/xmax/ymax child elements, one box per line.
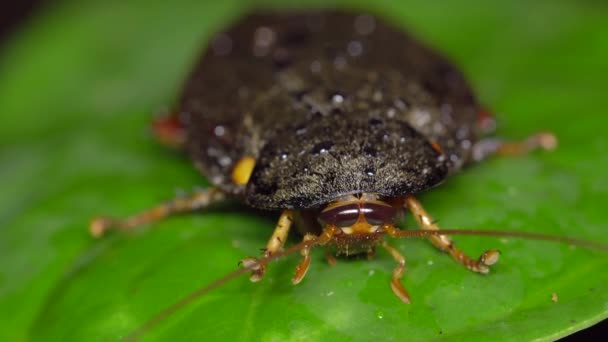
<box><xmin>471</xmin><ymin>131</ymin><xmax>557</xmax><ymax>162</ymax></box>
<box><xmin>403</xmin><ymin>195</ymin><xmax>500</xmax><ymax>274</ymax></box>
<box><xmin>90</xmin><ymin>187</ymin><xmax>225</xmax><ymax>237</ymax></box>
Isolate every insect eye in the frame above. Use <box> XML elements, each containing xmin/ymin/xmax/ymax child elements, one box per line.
<box><xmin>361</xmin><ymin>202</ymin><xmax>397</xmax><ymax>225</ymax></box>
<box><xmin>318</xmin><ymin>203</ymin><xmax>360</xmax><ymax>227</ymax></box>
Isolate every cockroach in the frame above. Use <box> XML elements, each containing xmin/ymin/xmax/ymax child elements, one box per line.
<box><xmin>89</xmin><ymin>10</ymin><xmax>606</xmax><ymax>338</ymax></box>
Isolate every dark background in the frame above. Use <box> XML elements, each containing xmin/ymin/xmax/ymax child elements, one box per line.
<box><xmin>1</xmin><ymin>1</ymin><xmax>604</xmax><ymax>340</ymax></box>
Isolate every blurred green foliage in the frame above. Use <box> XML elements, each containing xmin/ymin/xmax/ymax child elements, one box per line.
<box><xmin>1</xmin><ymin>0</ymin><xmax>607</xmax><ymax>340</ymax></box>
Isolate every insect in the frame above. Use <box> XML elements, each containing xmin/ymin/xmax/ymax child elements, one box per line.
<box><xmin>92</xmin><ymin>10</ymin><xmax>571</xmax><ymax>311</ymax></box>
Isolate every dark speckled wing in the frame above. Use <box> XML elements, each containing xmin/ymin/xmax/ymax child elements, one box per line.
<box><xmin>180</xmin><ymin>11</ymin><xmax>482</xmax><ymax>209</ymax></box>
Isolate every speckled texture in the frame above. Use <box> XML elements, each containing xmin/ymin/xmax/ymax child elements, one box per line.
<box><xmin>180</xmin><ymin>11</ymin><xmax>484</xmax><ymax>210</ymax></box>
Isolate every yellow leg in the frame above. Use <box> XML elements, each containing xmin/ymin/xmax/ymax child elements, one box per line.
<box><xmin>472</xmin><ymin>132</ymin><xmax>557</xmax><ymax>162</ymax></box>
<box><xmin>381</xmin><ymin>240</ymin><xmax>410</xmax><ymax>304</ymax></box>
<box><xmin>403</xmin><ymin>195</ymin><xmax>500</xmax><ymax>274</ymax></box>
<box><xmin>292</xmin><ymin>234</ymin><xmax>316</xmax><ymax>284</ymax></box>
<box><xmin>90</xmin><ymin>188</ymin><xmax>225</xmax><ymax>237</ymax></box>
<box><xmin>241</xmin><ymin>210</ymin><xmax>294</xmax><ymax>282</ymax></box>
<box><xmin>291</xmin><ymin>226</ymin><xmax>339</xmax><ymax>284</ymax></box>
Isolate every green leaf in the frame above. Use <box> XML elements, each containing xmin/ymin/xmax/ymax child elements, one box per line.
<box><xmin>1</xmin><ymin>0</ymin><xmax>607</xmax><ymax>341</ymax></box>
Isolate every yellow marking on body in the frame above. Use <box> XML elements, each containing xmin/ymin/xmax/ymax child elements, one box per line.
<box><xmin>231</xmin><ymin>156</ymin><xmax>256</xmax><ymax>185</ymax></box>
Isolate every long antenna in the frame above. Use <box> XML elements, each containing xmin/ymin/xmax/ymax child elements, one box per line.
<box><xmin>126</xmin><ymin>228</ymin><xmax>608</xmax><ymax>340</ymax></box>
<box><xmin>390</xmin><ymin>229</ymin><xmax>608</xmax><ymax>251</ymax></box>
<box><xmin>125</xmin><ymin>239</ymin><xmax>319</xmax><ymax>341</ymax></box>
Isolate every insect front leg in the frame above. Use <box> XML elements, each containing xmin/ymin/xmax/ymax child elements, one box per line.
<box><xmin>292</xmin><ymin>225</ymin><xmax>339</xmax><ymax>284</ymax></box>
<box><xmin>292</xmin><ymin>233</ymin><xmax>317</xmax><ymax>285</ymax></box>
<box><xmin>403</xmin><ymin>195</ymin><xmax>500</xmax><ymax>274</ymax></box>
<box><xmin>90</xmin><ymin>187</ymin><xmax>225</xmax><ymax>237</ymax></box>
<box><xmin>471</xmin><ymin>131</ymin><xmax>557</xmax><ymax>162</ymax></box>
<box><xmin>381</xmin><ymin>240</ymin><xmax>411</xmax><ymax>304</ymax></box>
<box><xmin>241</xmin><ymin>210</ymin><xmax>294</xmax><ymax>282</ymax></box>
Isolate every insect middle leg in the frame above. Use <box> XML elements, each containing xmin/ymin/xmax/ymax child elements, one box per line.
<box><xmin>403</xmin><ymin>195</ymin><xmax>500</xmax><ymax>274</ymax></box>
<box><xmin>471</xmin><ymin>131</ymin><xmax>557</xmax><ymax>162</ymax></box>
<box><xmin>90</xmin><ymin>187</ymin><xmax>225</xmax><ymax>237</ymax></box>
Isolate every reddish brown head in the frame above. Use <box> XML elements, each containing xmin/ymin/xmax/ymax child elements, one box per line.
<box><xmin>317</xmin><ymin>193</ymin><xmax>398</xmax><ymax>255</ymax></box>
